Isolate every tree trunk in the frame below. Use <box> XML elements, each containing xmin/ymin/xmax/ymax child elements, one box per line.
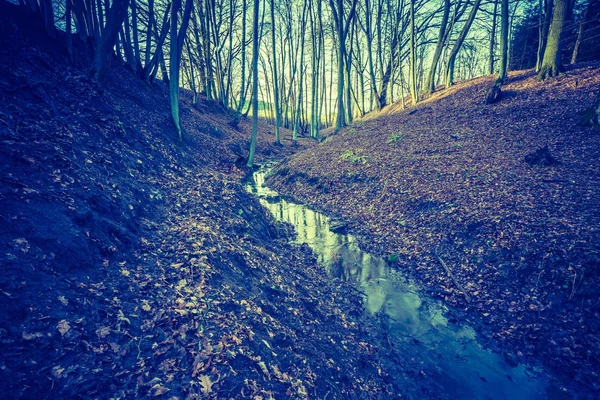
<box><xmin>329</xmin><ymin>0</ymin><xmax>358</xmax><ymax>131</ymax></box>
<box><xmin>123</xmin><ymin>17</ymin><xmax>136</xmax><ymax>69</ymax></box>
<box><xmin>488</xmin><ymin>0</ymin><xmax>498</xmax><ymax>75</ymax></box>
<box><xmin>445</xmin><ymin>0</ymin><xmax>482</xmax><ymax>87</ymax></box>
<box><xmin>409</xmin><ymin>0</ymin><xmax>418</xmax><ymax>104</ymax></box>
<box><xmin>365</xmin><ymin>0</ymin><xmax>383</xmax><ymax>109</ymax></box>
<box><xmin>200</xmin><ymin>2</ymin><xmax>213</xmax><ymax>100</ymax></box>
<box><xmin>270</xmin><ymin>0</ymin><xmax>282</xmax><ymax>144</ymax></box>
<box><xmin>66</xmin><ymin>0</ymin><xmax>73</xmax><ymax>58</ymax></box>
<box><xmin>571</xmin><ymin>0</ymin><xmax>591</xmax><ymax>64</ymax></box>
<box><xmin>333</xmin><ymin>0</ymin><xmax>346</xmax><ymax>131</ymax></box>
<box><xmin>144</xmin><ymin>0</ymin><xmax>154</xmax><ymax>70</ymax></box>
<box><xmin>144</xmin><ymin>5</ymin><xmax>171</xmax><ymax>82</ymax></box>
<box><xmin>169</xmin><ymin>0</ymin><xmax>194</xmax><ymax>140</ymax></box>
<box><xmin>537</xmin><ymin>0</ymin><xmax>567</xmax><ymax>80</ymax></box>
<box><xmin>293</xmin><ymin>1</ymin><xmax>308</xmax><ymax>142</ymax></box>
<box><xmin>41</xmin><ymin>0</ymin><xmax>55</xmax><ymax>38</ymax></box>
<box><xmin>131</xmin><ymin>0</ymin><xmax>142</xmax><ymax>74</ymax></box>
<box><xmin>537</xmin><ymin>0</ymin><xmax>554</xmax><ymax>71</ymax></box>
<box><xmin>238</xmin><ymin>0</ymin><xmax>248</xmax><ymax>111</ymax></box>
<box><xmin>310</xmin><ymin>0</ymin><xmax>322</xmax><ymax>139</ymax></box>
<box><xmin>186</xmin><ymin>39</ymin><xmax>197</xmax><ymax>104</ymax></box>
<box><xmin>497</xmin><ymin>0</ymin><xmax>509</xmax><ymax>81</ymax></box>
<box><xmin>426</xmin><ymin>0</ymin><xmax>450</xmax><ymax>94</ymax></box>
<box><xmin>247</xmin><ymin>0</ymin><xmax>260</xmax><ymax>167</ymax></box>
<box><xmin>91</xmin><ymin>0</ymin><xmax>131</xmax><ymax>82</ymax></box>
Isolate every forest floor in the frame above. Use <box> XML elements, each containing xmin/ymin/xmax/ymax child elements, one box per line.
<box><xmin>0</xmin><ymin>3</ymin><xmax>443</xmax><ymax>399</ymax></box>
<box><xmin>267</xmin><ymin>64</ymin><xmax>600</xmax><ymax>397</ymax></box>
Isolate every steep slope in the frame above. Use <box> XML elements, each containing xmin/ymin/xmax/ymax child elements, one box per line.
<box><xmin>268</xmin><ymin>65</ymin><xmax>600</xmax><ymax>395</ymax></box>
<box><xmin>0</xmin><ymin>3</ymin><xmax>439</xmax><ymax>399</ymax></box>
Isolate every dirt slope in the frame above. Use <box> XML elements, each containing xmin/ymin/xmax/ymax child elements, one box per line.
<box><xmin>0</xmin><ymin>3</ymin><xmax>439</xmax><ymax>399</ymax></box>
<box><xmin>268</xmin><ymin>66</ymin><xmax>600</xmax><ymax>396</ymax></box>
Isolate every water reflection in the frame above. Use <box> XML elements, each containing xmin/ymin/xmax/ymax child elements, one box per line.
<box><xmin>246</xmin><ymin>168</ymin><xmax>565</xmax><ymax>400</ymax></box>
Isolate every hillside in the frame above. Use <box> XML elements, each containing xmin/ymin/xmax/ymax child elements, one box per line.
<box><xmin>0</xmin><ymin>3</ymin><xmax>441</xmax><ymax>399</ymax></box>
<box><xmin>268</xmin><ymin>66</ymin><xmax>600</xmax><ymax>395</ymax></box>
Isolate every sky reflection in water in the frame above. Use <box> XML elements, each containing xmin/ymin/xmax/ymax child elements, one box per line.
<box><xmin>246</xmin><ymin>168</ymin><xmax>566</xmax><ymax>400</ymax></box>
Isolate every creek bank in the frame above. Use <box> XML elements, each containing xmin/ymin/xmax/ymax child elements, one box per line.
<box><xmin>247</xmin><ymin>166</ymin><xmax>559</xmax><ymax>400</ymax></box>
<box><xmin>266</xmin><ymin>66</ymin><xmax>600</xmax><ymax>398</ymax></box>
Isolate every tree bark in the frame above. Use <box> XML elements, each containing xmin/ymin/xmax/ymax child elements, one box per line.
<box><xmin>293</xmin><ymin>0</ymin><xmax>308</xmax><ymax>142</ymax></box>
<box><xmin>445</xmin><ymin>0</ymin><xmax>482</xmax><ymax>87</ymax></box>
<box><xmin>571</xmin><ymin>0</ymin><xmax>591</xmax><ymax>64</ymax></box>
<box><xmin>536</xmin><ymin>0</ymin><xmax>554</xmax><ymax>71</ymax></box>
<box><xmin>66</xmin><ymin>0</ymin><xmax>73</xmax><ymax>58</ymax></box>
<box><xmin>488</xmin><ymin>0</ymin><xmax>498</xmax><ymax>75</ymax></box>
<box><xmin>270</xmin><ymin>0</ymin><xmax>282</xmax><ymax>144</ymax></box>
<box><xmin>237</xmin><ymin>0</ymin><xmax>248</xmax><ymax>111</ymax></box>
<box><xmin>169</xmin><ymin>0</ymin><xmax>194</xmax><ymax>140</ymax></box>
<box><xmin>144</xmin><ymin>0</ymin><xmax>154</xmax><ymax>70</ymax></box>
<box><xmin>41</xmin><ymin>0</ymin><xmax>55</xmax><ymax>38</ymax></box>
<box><xmin>130</xmin><ymin>0</ymin><xmax>142</xmax><ymax>74</ymax></box>
<box><xmin>426</xmin><ymin>0</ymin><xmax>450</xmax><ymax>94</ymax></box>
<box><xmin>329</xmin><ymin>0</ymin><xmax>358</xmax><ymax>131</ymax></box>
<box><xmin>537</xmin><ymin>0</ymin><xmax>567</xmax><ymax>80</ymax></box>
<box><xmin>365</xmin><ymin>0</ymin><xmax>383</xmax><ymax>109</ymax></box>
<box><xmin>409</xmin><ymin>0</ymin><xmax>418</xmax><ymax>104</ymax></box>
<box><xmin>497</xmin><ymin>0</ymin><xmax>509</xmax><ymax>82</ymax></box>
<box><xmin>144</xmin><ymin>5</ymin><xmax>170</xmax><ymax>83</ymax></box>
<box><xmin>91</xmin><ymin>0</ymin><xmax>131</xmax><ymax>82</ymax></box>
<box><xmin>246</xmin><ymin>0</ymin><xmax>260</xmax><ymax>167</ymax></box>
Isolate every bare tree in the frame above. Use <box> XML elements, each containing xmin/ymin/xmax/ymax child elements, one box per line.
<box><xmin>247</xmin><ymin>0</ymin><xmax>260</xmax><ymax>167</ymax></box>
<box><xmin>169</xmin><ymin>0</ymin><xmax>194</xmax><ymax>140</ymax></box>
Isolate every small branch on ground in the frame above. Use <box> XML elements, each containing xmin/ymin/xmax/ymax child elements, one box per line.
<box><xmin>435</xmin><ymin>255</ymin><xmax>471</xmax><ymax>303</ymax></box>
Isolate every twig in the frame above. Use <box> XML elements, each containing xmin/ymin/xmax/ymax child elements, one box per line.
<box><xmin>0</xmin><ymin>177</ymin><xmax>29</xmax><ymax>188</ymax></box>
<box><xmin>436</xmin><ymin>255</ymin><xmax>471</xmax><ymax>303</ymax></box>
<box><xmin>369</xmin><ymin>180</ymin><xmax>388</xmax><ymax>215</ymax></box>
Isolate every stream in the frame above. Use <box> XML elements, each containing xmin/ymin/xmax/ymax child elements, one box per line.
<box><xmin>245</xmin><ymin>166</ymin><xmax>566</xmax><ymax>400</ymax></box>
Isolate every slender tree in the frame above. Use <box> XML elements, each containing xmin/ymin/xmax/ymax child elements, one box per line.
<box><xmin>247</xmin><ymin>0</ymin><xmax>260</xmax><ymax>167</ymax></box>
<box><xmin>497</xmin><ymin>0</ymin><xmax>509</xmax><ymax>82</ymax></box>
<box><xmin>293</xmin><ymin>0</ymin><xmax>308</xmax><ymax>142</ymax></box>
<box><xmin>329</xmin><ymin>0</ymin><xmax>358</xmax><ymax>131</ymax></box>
<box><xmin>571</xmin><ymin>0</ymin><xmax>592</xmax><ymax>64</ymax></box>
<box><xmin>445</xmin><ymin>0</ymin><xmax>482</xmax><ymax>87</ymax></box>
<box><xmin>169</xmin><ymin>0</ymin><xmax>194</xmax><ymax>140</ymax></box>
<box><xmin>488</xmin><ymin>0</ymin><xmax>498</xmax><ymax>75</ymax></box>
<box><xmin>270</xmin><ymin>0</ymin><xmax>282</xmax><ymax>144</ymax></box>
<box><xmin>408</xmin><ymin>0</ymin><xmax>418</xmax><ymax>104</ymax></box>
<box><xmin>426</xmin><ymin>0</ymin><xmax>450</xmax><ymax>94</ymax></box>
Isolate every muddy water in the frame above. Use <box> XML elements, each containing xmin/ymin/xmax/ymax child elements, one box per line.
<box><xmin>246</xmin><ymin>167</ymin><xmax>566</xmax><ymax>400</ymax></box>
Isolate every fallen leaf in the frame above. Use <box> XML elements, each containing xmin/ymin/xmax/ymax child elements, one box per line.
<box><xmin>149</xmin><ymin>384</ymin><xmax>170</xmax><ymax>397</ymax></box>
<box><xmin>51</xmin><ymin>365</ymin><xmax>65</xmax><ymax>379</ymax></box>
<box><xmin>142</xmin><ymin>300</ymin><xmax>152</xmax><ymax>312</ymax></box>
<box><xmin>57</xmin><ymin>320</ymin><xmax>71</xmax><ymax>336</ymax></box>
<box><xmin>118</xmin><ymin>310</ymin><xmax>131</xmax><ymax>324</ymax></box>
<box><xmin>199</xmin><ymin>375</ymin><xmax>213</xmax><ymax>394</ymax></box>
<box><xmin>96</xmin><ymin>326</ymin><xmax>111</xmax><ymax>338</ymax></box>
<box><xmin>22</xmin><ymin>331</ymin><xmax>44</xmax><ymax>340</ymax></box>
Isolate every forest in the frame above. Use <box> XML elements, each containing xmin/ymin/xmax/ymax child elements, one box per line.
<box><xmin>0</xmin><ymin>0</ymin><xmax>599</xmax><ymax>397</ymax></box>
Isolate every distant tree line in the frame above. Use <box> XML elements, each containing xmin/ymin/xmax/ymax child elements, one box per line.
<box><xmin>15</xmin><ymin>0</ymin><xmax>600</xmax><ymax>164</ymax></box>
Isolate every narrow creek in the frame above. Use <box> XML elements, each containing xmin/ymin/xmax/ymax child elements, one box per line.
<box><xmin>245</xmin><ymin>166</ymin><xmax>566</xmax><ymax>400</ymax></box>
